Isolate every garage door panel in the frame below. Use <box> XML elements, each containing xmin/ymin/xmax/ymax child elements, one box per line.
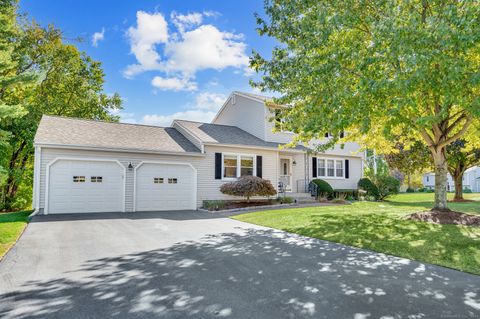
<box><xmin>48</xmin><ymin>160</ymin><xmax>124</xmax><ymax>214</ymax></box>
<box><xmin>136</xmin><ymin>163</ymin><xmax>195</xmax><ymax>211</ymax></box>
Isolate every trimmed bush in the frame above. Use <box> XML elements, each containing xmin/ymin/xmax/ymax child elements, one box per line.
<box><xmin>333</xmin><ymin>189</ymin><xmax>358</xmax><ymax>200</ymax></box>
<box><xmin>311</xmin><ymin>179</ymin><xmax>333</xmax><ymax>197</ymax></box>
<box><xmin>277</xmin><ymin>196</ymin><xmax>294</xmax><ymax>204</ymax></box>
<box><xmin>203</xmin><ymin>200</ymin><xmax>227</xmax><ymax>211</ymax></box>
<box><xmin>220</xmin><ymin>176</ymin><xmax>277</xmax><ymax>202</ymax></box>
<box><xmin>463</xmin><ymin>188</ymin><xmax>473</xmax><ymax>193</ymax></box>
<box><xmin>358</xmin><ymin>178</ymin><xmax>380</xmax><ymax>200</ymax></box>
<box><xmin>376</xmin><ymin>176</ymin><xmax>400</xmax><ymax>199</ymax></box>
<box><xmin>406</xmin><ymin>187</ymin><xmax>415</xmax><ymax>193</ymax></box>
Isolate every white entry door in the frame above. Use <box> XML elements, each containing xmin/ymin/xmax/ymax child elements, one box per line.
<box><xmin>48</xmin><ymin>159</ymin><xmax>124</xmax><ymax>214</ymax></box>
<box><xmin>135</xmin><ymin>163</ymin><xmax>196</xmax><ymax>211</ymax></box>
<box><xmin>279</xmin><ymin>158</ymin><xmax>292</xmax><ymax>191</ymax></box>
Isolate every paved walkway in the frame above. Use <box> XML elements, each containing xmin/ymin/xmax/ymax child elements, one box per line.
<box><xmin>1</xmin><ymin>211</ymin><xmax>479</xmax><ymax>318</ymax></box>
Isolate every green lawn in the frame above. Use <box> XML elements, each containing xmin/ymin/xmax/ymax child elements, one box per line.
<box><xmin>233</xmin><ymin>193</ymin><xmax>480</xmax><ymax>275</ymax></box>
<box><xmin>0</xmin><ymin>211</ymin><xmax>31</xmax><ymax>259</ymax></box>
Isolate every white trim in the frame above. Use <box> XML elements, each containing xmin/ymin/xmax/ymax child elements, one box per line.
<box><xmin>172</xmin><ymin>120</ymin><xmax>205</xmax><ymax>153</ymax></box>
<box><xmin>133</xmin><ymin>161</ymin><xmax>197</xmax><ymax>212</ymax></box>
<box><xmin>220</xmin><ymin>152</ymin><xmax>257</xmax><ymax>180</ymax></box>
<box><xmin>203</xmin><ymin>142</ymin><xmax>305</xmax><ymax>153</ymax></box>
<box><xmin>34</xmin><ymin>143</ymin><xmax>205</xmax><ymax>157</ymax></box>
<box><xmin>33</xmin><ymin>146</ymin><xmax>41</xmax><ymax>210</ymax></box>
<box><xmin>279</xmin><ymin>156</ymin><xmax>293</xmax><ymax>191</ymax></box>
<box><xmin>315</xmin><ymin>157</ymin><xmax>346</xmax><ymax>179</ymax></box>
<box><xmin>44</xmin><ymin>157</ymin><xmax>126</xmax><ymax>214</ymax></box>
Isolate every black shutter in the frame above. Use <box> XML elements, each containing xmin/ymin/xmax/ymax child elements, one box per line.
<box><xmin>256</xmin><ymin>155</ymin><xmax>263</xmax><ymax>178</ymax></box>
<box><xmin>312</xmin><ymin>157</ymin><xmax>317</xmax><ymax>178</ymax></box>
<box><xmin>215</xmin><ymin>153</ymin><xmax>222</xmax><ymax>179</ymax></box>
<box><xmin>345</xmin><ymin>159</ymin><xmax>349</xmax><ymax>179</ymax></box>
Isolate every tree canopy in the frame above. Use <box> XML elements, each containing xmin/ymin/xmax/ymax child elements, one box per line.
<box><xmin>251</xmin><ymin>0</ymin><xmax>480</xmax><ymax>210</ymax></box>
<box><xmin>0</xmin><ymin>1</ymin><xmax>121</xmax><ymax>210</ymax></box>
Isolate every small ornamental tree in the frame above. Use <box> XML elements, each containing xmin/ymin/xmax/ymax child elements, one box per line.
<box><xmin>220</xmin><ymin>176</ymin><xmax>277</xmax><ymax>202</ymax></box>
<box><xmin>376</xmin><ymin>176</ymin><xmax>401</xmax><ymax>200</ymax></box>
<box><xmin>358</xmin><ymin>178</ymin><xmax>380</xmax><ymax>200</ymax></box>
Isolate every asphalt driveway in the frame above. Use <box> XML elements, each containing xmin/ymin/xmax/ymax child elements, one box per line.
<box><xmin>0</xmin><ymin>211</ymin><xmax>479</xmax><ymax>319</ymax></box>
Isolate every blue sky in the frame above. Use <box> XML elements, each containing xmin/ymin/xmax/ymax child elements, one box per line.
<box><xmin>19</xmin><ymin>0</ymin><xmax>275</xmax><ymax>126</ymax></box>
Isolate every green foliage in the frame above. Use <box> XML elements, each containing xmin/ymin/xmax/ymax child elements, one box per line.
<box><xmin>333</xmin><ymin>189</ymin><xmax>358</xmax><ymax>200</ymax></box>
<box><xmin>251</xmin><ymin>0</ymin><xmax>480</xmax><ymax>210</ymax></box>
<box><xmin>0</xmin><ymin>210</ymin><xmax>31</xmax><ymax>257</ymax></box>
<box><xmin>358</xmin><ymin>178</ymin><xmax>379</xmax><ymax>200</ymax></box>
<box><xmin>203</xmin><ymin>200</ymin><xmax>227</xmax><ymax>211</ymax></box>
<box><xmin>277</xmin><ymin>196</ymin><xmax>293</xmax><ymax>204</ymax></box>
<box><xmin>376</xmin><ymin>176</ymin><xmax>401</xmax><ymax>200</ymax></box>
<box><xmin>446</xmin><ymin>139</ymin><xmax>480</xmax><ymax>200</ymax></box>
<box><xmin>406</xmin><ymin>187</ymin><xmax>415</xmax><ymax>193</ymax></box>
<box><xmin>220</xmin><ymin>176</ymin><xmax>277</xmax><ymax>202</ymax></box>
<box><xmin>463</xmin><ymin>188</ymin><xmax>473</xmax><ymax>194</ymax></box>
<box><xmin>311</xmin><ymin>179</ymin><xmax>333</xmax><ymax>197</ymax></box>
<box><xmin>0</xmin><ymin>10</ymin><xmax>122</xmax><ymax>210</ymax></box>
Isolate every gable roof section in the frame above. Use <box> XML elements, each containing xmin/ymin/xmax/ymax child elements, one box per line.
<box><xmin>174</xmin><ymin>119</ymin><xmax>307</xmax><ymax>151</ymax></box>
<box><xmin>35</xmin><ymin>115</ymin><xmax>201</xmax><ymax>154</ymax></box>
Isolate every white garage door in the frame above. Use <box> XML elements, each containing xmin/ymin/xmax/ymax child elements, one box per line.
<box><xmin>135</xmin><ymin>163</ymin><xmax>196</xmax><ymax>211</ymax></box>
<box><xmin>48</xmin><ymin>159</ymin><xmax>124</xmax><ymax>214</ymax></box>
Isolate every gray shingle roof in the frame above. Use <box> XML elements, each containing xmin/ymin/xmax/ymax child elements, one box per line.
<box><xmin>175</xmin><ymin>120</ymin><xmax>307</xmax><ymax>151</ymax></box>
<box><xmin>35</xmin><ymin>115</ymin><xmax>201</xmax><ymax>153</ymax></box>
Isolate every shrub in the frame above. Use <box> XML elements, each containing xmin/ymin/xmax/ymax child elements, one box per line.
<box><xmin>203</xmin><ymin>200</ymin><xmax>227</xmax><ymax>211</ymax></box>
<box><xmin>278</xmin><ymin>196</ymin><xmax>294</xmax><ymax>204</ymax></box>
<box><xmin>333</xmin><ymin>189</ymin><xmax>358</xmax><ymax>200</ymax></box>
<box><xmin>220</xmin><ymin>176</ymin><xmax>277</xmax><ymax>202</ymax></box>
<box><xmin>406</xmin><ymin>187</ymin><xmax>415</xmax><ymax>193</ymax></box>
<box><xmin>463</xmin><ymin>188</ymin><xmax>473</xmax><ymax>193</ymax></box>
<box><xmin>311</xmin><ymin>179</ymin><xmax>333</xmax><ymax>198</ymax></box>
<box><xmin>358</xmin><ymin>178</ymin><xmax>380</xmax><ymax>200</ymax></box>
<box><xmin>376</xmin><ymin>176</ymin><xmax>400</xmax><ymax>199</ymax></box>
<box><xmin>331</xmin><ymin>192</ymin><xmax>348</xmax><ymax>204</ymax></box>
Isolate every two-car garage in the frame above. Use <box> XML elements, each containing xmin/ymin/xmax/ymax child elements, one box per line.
<box><xmin>46</xmin><ymin>159</ymin><xmax>196</xmax><ymax>214</ymax></box>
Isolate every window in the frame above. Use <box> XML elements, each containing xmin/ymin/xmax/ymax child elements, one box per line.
<box><xmin>318</xmin><ymin>159</ymin><xmax>326</xmax><ymax>177</ymax></box>
<box><xmin>426</xmin><ymin>176</ymin><xmax>429</xmax><ymax>182</ymax></box>
<box><xmin>153</xmin><ymin>177</ymin><xmax>164</xmax><ymax>184</ymax></box>
<box><xmin>223</xmin><ymin>155</ymin><xmax>237</xmax><ymax>178</ymax></box>
<box><xmin>336</xmin><ymin>161</ymin><xmax>344</xmax><ymax>177</ymax></box>
<box><xmin>327</xmin><ymin>160</ymin><xmax>335</xmax><ymax>177</ymax></box>
<box><xmin>317</xmin><ymin>158</ymin><xmax>345</xmax><ymax>178</ymax></box>
<box><xmin>240</xmin><ymin>156</ymin><xmax>254</xmax><ymax>176</ymax></box>
<box><xmin>168</xmin><ymin>178</ymin><xmax>178</xmax><ymax>184</ymax></box>
<box><xmin>223</xmin><ymin>154</ymin><xmax>256</xmax><ymax>179</ymax></box>
<box><xmin>73</xmin><ymin>176</ymin><xmax>85</xmax><ymax>183</ymax></box>
<box><xmin>91</xmin><ymin>176</ymin><xmax>103</xmax><ymax>183</ymax></box>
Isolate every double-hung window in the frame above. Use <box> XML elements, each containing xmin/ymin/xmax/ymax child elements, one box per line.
<box><xmin>223</xmin><ymin>154</ymin><xmax>255</xmax><ymax>179</ymax></box>
<box><xmin>317</xmin><ymin>158</ymin><xmax>344</xmax><ymax>178</ymax></box>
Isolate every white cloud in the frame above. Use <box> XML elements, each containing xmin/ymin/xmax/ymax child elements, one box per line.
<box><xmin>124</xmin><ymin>10</ymin><xmax>249</xmax><ymax>89</ymax></box>
<box><xmin>91</xmin><ymin>28</ymin><xmax>105</xmax><ymax>47</ymax></box>
<box><xmin>151</xmin><ymin>76</ymin><xmax>197</xmax><ymax>91</ymax></box>
<box><xmin>194</xmin><ymin>92</ymin><xmax>226</xmax><ymax>110</ymax></box>
<box><xmin>141</xmin><ymin>91</ymin><xmax>226</xmax><ymax>126</ymax></box>
<box><xmin>124</xmin><ymin>11</ymin><xmax>168</xmax><ymax>78</ymax></box>
<box><xmin>171</xmin><ymin>12</ymin><xmax>203</xmax><ymax>33</ymax></box>
<box><xmin>143</xmin><ymin>110</ymin><xmax>217</xmax><ymax>127</ymax></box>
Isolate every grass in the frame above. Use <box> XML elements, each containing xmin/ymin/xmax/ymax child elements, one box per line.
<box><xmin>233</xmin><ymin>193</ymin><xmax>480</xmax><ymax>275</ymax></box>
<box><xmin>0</xmin><ymin>211</ymin><xmax>31</xmax><ymax>259</ymax></box>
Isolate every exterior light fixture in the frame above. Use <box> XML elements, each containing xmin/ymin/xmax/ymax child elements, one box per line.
<box><xmin>292</xmin><ymin>160</ymin><xmax>297</xmax><ymax>166</ymax></box>
<box><xmin>128</xmin><ymin>162</ymin><xmax>134</xmax><ymax>171</ymax></box>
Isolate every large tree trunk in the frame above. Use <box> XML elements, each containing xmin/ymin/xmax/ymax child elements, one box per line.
<box><xmin>453</xmin><ymin>174</ymin><xmax>463</xmax><ymax>201</ymax></box>
<box><xmin>432</xmin><ymin>149</ymin><xmax>449</xmax><ymax>211</ymax></box>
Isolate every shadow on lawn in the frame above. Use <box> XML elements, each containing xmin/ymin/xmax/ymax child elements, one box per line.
<box><xmin>286</xmin><ymin>213</ymin><xmax>480</xmax><ymax>276</ymax></box>
<box><xmin>1</xmin><ymin>228</ymin><xmax>479</xmax><ymax>319</ymax></box>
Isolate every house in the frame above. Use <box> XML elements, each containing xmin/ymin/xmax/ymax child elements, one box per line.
<box><xmin>32</xmin><ymin>91</ymin><xmax>365</xmax><ymax>214</ymax></box>
<box><xmin>422</xmin><ymin>166</ymin><xmax>480</xmax><ymax>192</ymax></box>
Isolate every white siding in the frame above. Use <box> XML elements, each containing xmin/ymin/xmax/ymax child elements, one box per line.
<box><xmin>309</xmin><ymin>155</ymin><xmax>363</xmax><ymax>189</ymax></box>
<box><xmin>213</xmin><ymin>94</ymin><xmax>266</xmax><ymax>140</ymax></box>
<box><xmin>37</xmin><ymin>145</ymin><xmax>282</xmax><ymax>212</ymax></box>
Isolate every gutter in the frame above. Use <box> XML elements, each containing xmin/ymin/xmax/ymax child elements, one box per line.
<box><xmin>33</xmin><ymin>143</ymin><xmax>206</xmax><ymax>157</ymax></box>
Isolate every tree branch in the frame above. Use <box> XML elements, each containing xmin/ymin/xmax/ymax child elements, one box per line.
<box><xmin>438</xmin><ymin>116</ymin><xmax>473</xmax><ymax>149</ymax></box>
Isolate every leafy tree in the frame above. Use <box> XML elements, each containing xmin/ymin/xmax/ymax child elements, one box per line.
<box><xmin>446</xmin><ymin>137</ymin><xmax>480</xmax><ymax>201</ymax></box>
<box><xmin>0</xmin><ymin>20</ymin><xmax>121</xmax><ymax>210</ymax></box>
<box><xmin>251</xmin><ymin>1</ymin><xmax>480</xmax><ymax>211</ymax></box>
<box><xmin>0</xmin><ymin>0</ymin><xmax>35</xmax><ymax>186</ymax></box>
<box><xmin>384</xmin><ymin>141</ymin><xmax>431</xmax><ymax>189</ymax></box>
<box><xmin>376</xmin><ymin>175</ymin><xmax>400</xmax><ymax>200</ymax></box>
<box><xmin>220</xmin><ymin>176</ymin><xmax>277</xmax><ymax>202</ymax></box>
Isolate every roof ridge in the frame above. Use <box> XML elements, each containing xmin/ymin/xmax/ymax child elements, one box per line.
<box><xmin>174</xmin><ymin>118</ymin><xmax>241</xmax><ymax>129</ymax></box>
<box><xmin>42</xmin><ymin>114</ymin><xmax>170</xmax><ymax>129</ymax></box>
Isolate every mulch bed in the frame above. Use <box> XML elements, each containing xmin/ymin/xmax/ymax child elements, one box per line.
<box><xmin>204</xmin><ymin>201</ymin><xmax>282</xmax><ymax>211</ymax></box>
<box><xmin>407</xmin><ymin>210</ymin><xmax>480</xmax><ymax>227</ymax></box>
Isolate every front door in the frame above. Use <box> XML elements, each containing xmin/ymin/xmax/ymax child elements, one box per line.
<box><xmin>279</xmin><ymin>158</ymin><xmax>292</xmax><ymax>191</ymax></box>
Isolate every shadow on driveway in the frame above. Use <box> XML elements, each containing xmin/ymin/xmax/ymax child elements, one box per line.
<box><xmin>1</xmin><ymin>228</ymin><xmax>479</xmax><ymax>319</ymax></box>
